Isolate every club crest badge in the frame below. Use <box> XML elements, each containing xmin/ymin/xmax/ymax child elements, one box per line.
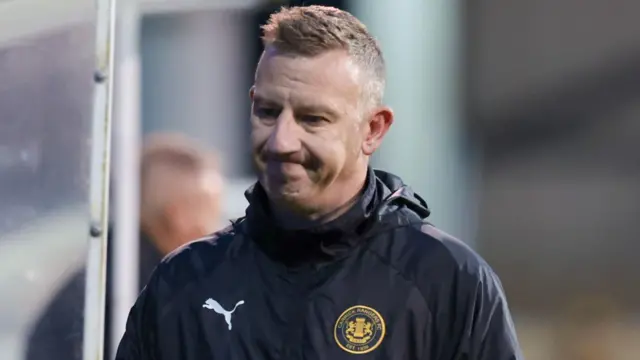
<box><xmin>334</xmin><ymin>305</ymin><xmax>386</xmax><ymax>354</ymax></box>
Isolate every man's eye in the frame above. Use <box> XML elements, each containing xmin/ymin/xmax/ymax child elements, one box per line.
<box><xmin>300</xmin><ymin>115</ymin><xmax>326</xmax><ymax>124</ymax></box>
<box><xmin>254</xmin><ymin>106</ymin><xmax>280</xmax><ymax>119</ymax></box>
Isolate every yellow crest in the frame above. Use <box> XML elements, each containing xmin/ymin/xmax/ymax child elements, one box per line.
<box><xmin>334</xmin><ymin>305</ymin><xmax>386</xmax><ymax>354</ymax></box>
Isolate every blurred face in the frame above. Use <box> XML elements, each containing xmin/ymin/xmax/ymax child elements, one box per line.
<box><xmin>155</xmin><ymin>171</ymin><xmax>222</xmax><ymax>255</ymax></box>
<box><xmin>250</xmin><ymin>48</ymin><xmax>392</xmax><ymax>214</ymax></box>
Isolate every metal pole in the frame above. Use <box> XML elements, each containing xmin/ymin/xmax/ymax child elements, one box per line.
<box><xmin>83</xmin><ymin>0</ymin><xmax>117</xmax><ymax>358</ymax></box>
<box><xmin>110</xmin><ymin>0</ymin><xmax>141</xmax><ymax>357</ymax></box>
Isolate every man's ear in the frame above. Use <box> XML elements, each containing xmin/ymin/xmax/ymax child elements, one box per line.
<box><xmin>362</xmin><ymin>106</ymin><xmax>394</xmax><ymax>156</ymax></box>
<box><xmin>249</xmin><ymin>86</ymin><xmax>255</xmax><ymax>101</ymax></box>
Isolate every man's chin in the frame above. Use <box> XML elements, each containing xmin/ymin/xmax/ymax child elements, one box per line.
<box><xmin>264</xmin><ymin>184</ymin><xmax>310</xmax><ymax>208</ymax></box>
<box><xmin>265</xmin><ymin>186</ymin><xmax>303</xmax><ymax>202</ymax></box>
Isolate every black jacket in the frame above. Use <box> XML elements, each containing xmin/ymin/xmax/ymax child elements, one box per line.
<box><xmin>116</xmin><ymin>169</ymin><xmax>523</xmax><ymax>360</ymax></box>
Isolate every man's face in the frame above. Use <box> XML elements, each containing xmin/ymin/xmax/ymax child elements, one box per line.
<box><xmin>250</xmin><ymin>48</ymin><xmax>368</xmax><ymax>211</ymax></box>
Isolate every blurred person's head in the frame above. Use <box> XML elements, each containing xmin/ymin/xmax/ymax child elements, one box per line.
<box><xmin>140</xmin><ymin>133</ymin><xmax>223</xmax><ymax>255</ymax></box>
<box><xmin>249</xmin><ymin>5</ymin><xmax>393</xmax><ymax>222</ymax></box>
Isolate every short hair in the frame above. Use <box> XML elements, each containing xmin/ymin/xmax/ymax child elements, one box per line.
<box><xmin>261</xmin><ymin>5</ymin><xmax>386</xmax><ymax>109</ymax></box>
<box><xmin>140</xmin><ymin>133</ymin><xmax>221</xmax><ymax>222</ymax></box>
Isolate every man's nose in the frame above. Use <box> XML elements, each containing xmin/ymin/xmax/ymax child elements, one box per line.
<box><xmin>266</xmin><ymin>113</ymin><xmax>301</xmax><ymax>155</ymax></box>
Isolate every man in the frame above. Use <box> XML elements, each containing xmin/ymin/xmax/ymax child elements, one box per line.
<box><xmin>26</xmin><ymin>133</ymin><xmax>223</xmax><ymax>360</ymax></box>
<box><xmin>116</xmin><ymin>6</ymin><xmax>523</xmax><ymax>360</ymax></box>
<box><xmin>138</xmin><ymin>133</ymin><xmax>224</xmax><ymax>255</ymax></box>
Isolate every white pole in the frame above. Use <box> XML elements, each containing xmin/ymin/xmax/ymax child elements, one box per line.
<box><xmin>83</xmin><ymin>0</ymin><xmax>117</xmax><ymax>359</ymax></box>
<box><xmin>109</xmin><ymin>0</ymin><xmax>142</xmax><ymax>357</ymax></box>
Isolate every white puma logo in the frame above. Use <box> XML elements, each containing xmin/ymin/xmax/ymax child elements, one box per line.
<box><xmin>202</xmin><ymin>298</ymin><xmax>245</xmax><ymax>330</ymax></box>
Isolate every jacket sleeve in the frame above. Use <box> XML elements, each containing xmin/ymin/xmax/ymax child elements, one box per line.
<box><xmin>436</xmin><ymin>263</ymin><xmax>524</xmax><ymax>360</ymax></box>
<box><xmin>115</xmin><ymin>272</ymin><xmax>159</xmax><ymax>360</ymax></box>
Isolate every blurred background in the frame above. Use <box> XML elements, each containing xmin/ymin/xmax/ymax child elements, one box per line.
<box><xmin>0</xmin><ymin>0</ymin><xmax>639</xmax><ymax>359</ymax></box>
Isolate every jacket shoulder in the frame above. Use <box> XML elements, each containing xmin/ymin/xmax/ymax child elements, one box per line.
<box><xmin>405</xmin><ymin>222</ymin><xmax>508</xmax><ymax>306</ymax></box>
<box><xmin>412</xmin><ymin>222</ymin><xmax>486</xmax><ymax>271</ymax></box>
<box><xmin>148</xmin><ymin>222</ymin><xmax>242</xmax><ymax>299</ymax></box>
<box><xmin>369</xmin><ymin>221</ymin><xmax>496</xmax><ymax>292</ymax></box>
<box><xmin>404</xmin><ymin>223</ymin><xmax>521</xmax><ymax>358</ymax></box>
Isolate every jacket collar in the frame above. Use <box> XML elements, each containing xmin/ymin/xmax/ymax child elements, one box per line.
<box><xmin>243</xmin><ymin>168</ymin><xmax>379</xmax><ymax>267</ymax></box>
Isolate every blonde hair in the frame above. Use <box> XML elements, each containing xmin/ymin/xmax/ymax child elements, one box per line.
<box><xmin>260</xmin><ymin>5</ymin><xmax>386</xmax><ymax>109</ymax></box>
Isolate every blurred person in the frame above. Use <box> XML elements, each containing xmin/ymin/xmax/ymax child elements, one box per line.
<box><xmin>25</xmin><ymin>133</ymin><xmax>223</xmax><ymax>360</ymax></box>
<box><xmin>139</xmin><ymin>133</ymin><xmax>224</xmax><ymax>254</ymax></box>
<box><xmin>116</xmin><ymin>6</ymin><xmax>522</xmax><ymax>360</ymax></box>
